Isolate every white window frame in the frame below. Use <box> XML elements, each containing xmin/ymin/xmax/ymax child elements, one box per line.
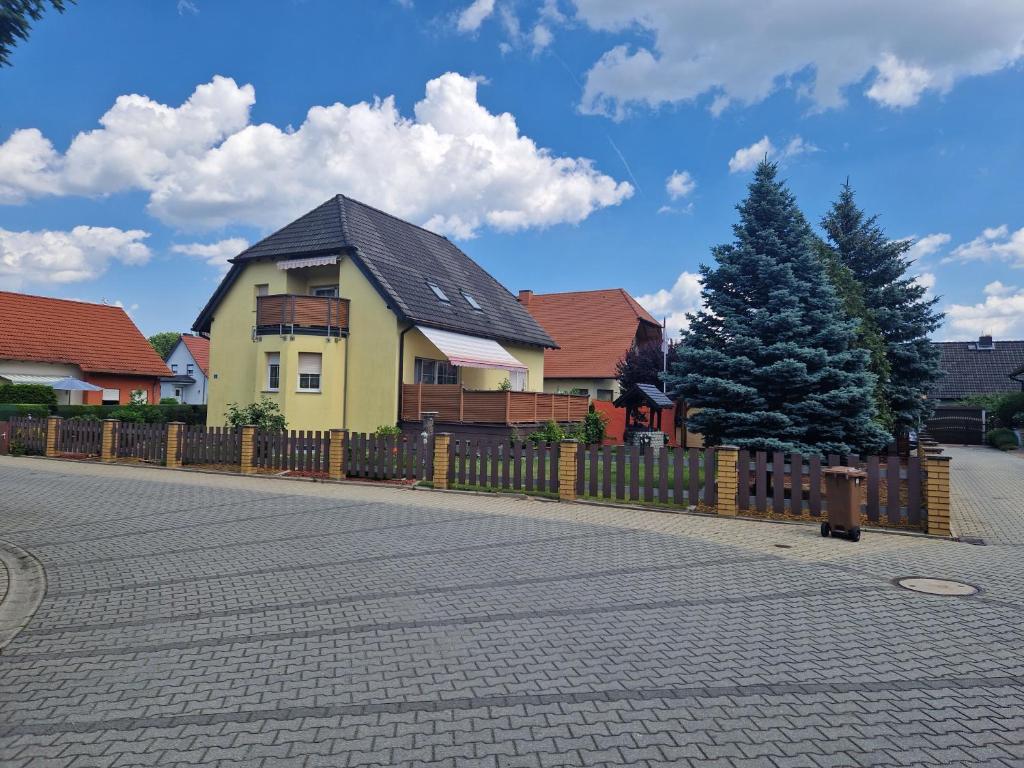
<box><xmin>297</xmin><ymin>352</ymin><xmax>322</xmax><ymax>392</ymax></box>
<box><xmin>509</xmin><ymin>369</ymin><xmax>527</xmax><ymax>392</ymax></box>
<box><xmin>266</xmin><ymin>352</ymin><xmax>280</xmax><ymax>392</ymax></box>
<box><xmin>311</xmin><ymin>285</ymin><xmax>339</xmax><ymax>297</ymax></box>
<box><xmin>186</xmin><ymin>363</ymin><xmax>194</xmax><ymax>375</ymax></box>
<box><xmin>101</xmin><ymin>388</ymin><xmax>120</xmax><ymax>405</ymax></box>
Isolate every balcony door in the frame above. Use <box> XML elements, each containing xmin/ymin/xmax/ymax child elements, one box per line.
<box><xmin>311</xmin><ymin>285</ymin><xmax>339</xmax><ymax>298</ymax></box>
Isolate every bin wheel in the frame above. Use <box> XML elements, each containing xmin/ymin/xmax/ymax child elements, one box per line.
<box><xmin>820</xmin><ymin>522</ymin><xmax>830</xmax><ymax>538</ymax></box>
<box><xmin>849</xmin><ymin>527</ymin><xmax>861</xmax><ymax>542</ymax></box>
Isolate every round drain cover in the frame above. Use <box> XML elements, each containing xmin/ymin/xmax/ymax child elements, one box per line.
<box><xmin>896</xmin><ymin>577</ymin><xmax>978</xmax><ymax>596</ymax></box>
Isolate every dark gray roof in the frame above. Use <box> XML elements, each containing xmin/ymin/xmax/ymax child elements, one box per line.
<box><xmin>194</xmin><ymin>196</ymin><xmax>555</xmax><ymax>348</ymax></box>
<box><xmin>615</xmin><ymin>383</ymin><xmax>675</xmax><ymax>409</ymax></box>
<box><xmin>930</xmin><ymin>339</ymin><xmax>1024</xmax><ymax>399</ymax></box>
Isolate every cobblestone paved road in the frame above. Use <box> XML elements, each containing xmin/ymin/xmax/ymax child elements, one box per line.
<box><xmin>1</xmin><ymin>455</ymin><xmax>1023</xmax><ymax>768</ymax></box>
<box><xmin>946</xmin><ymin>446</ymin><xmax>1024</xmax><ymax>546</ymax></box>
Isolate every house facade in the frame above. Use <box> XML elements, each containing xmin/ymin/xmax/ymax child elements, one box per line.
<box><xmin>518</xmin><ymin>288</ymin><xmax>663</xmax><ymax>401</ymax></box>
<box><xmin>0</xmin><ymin>291</ymin><xmax>169</xmax><ymax>404</ymax></box>
<box><xmin>193</xmin><ymin>196</ymin><xmax>579</xmax><ymax>434</ymax></box>
<box><xmin>160</xmin><ymin>334</ymin><xmax>210</xmax><ymax>404</ymax></box>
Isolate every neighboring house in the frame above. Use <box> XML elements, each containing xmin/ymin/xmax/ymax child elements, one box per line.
<box><xmin>0</xmin><ymin>291</ymin><xmax>169</xmax><ymax>404</ymax></box>
<box><xmin>930</xmin><ymin>335</ymin><xmax>1024</xmax><ymax>404</ymax></box>
<box><xmin>517</xmin><ymin>288</ymin><xmax>663</xmax><ymax>401</ymax></box>
<box><xmin>192</xmin><ymin>195</ymin><xmax>578</xmax><ymax>434</ymax></box>
<box><xmin>160</xmin><ymin>334</ymin><xmax>210</xmax><ymax>404</ymax></box>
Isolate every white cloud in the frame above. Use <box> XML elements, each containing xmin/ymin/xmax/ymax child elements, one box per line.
<box><xmin>531</xmin><ymin>23</ymin><xmax>554</xmax><ymax>53</ymax></box>
<box><xmin>665</xmin><ymin>170</ymin><xmax>696</xmax><ymax>200</ymax></box>
<box><xmin>914</xmin><ymin>271</ymin><xmax>936</xmax><ymax>296</ymax></box>
<box><xmin>944</xmin><ymin>224</ymin><xmax>1024</xmax><ymax>267</ymax></box>
<box><xmin>0</xmin><ymin>226</ymin><xmax>150</xmax><ymax>289</ymax></box>
<box><xmin>456</xmin><ymin>0</ymin><xmax>496</xmax><ymax>32</ymax></box>
<box><xmin>571</xmin><ymin>1</ymin><xmax>1024</xmax><ymax>116</ymax></box>
<box><xmin>635</xmin><ymin>271</ymin><xmax>703</xmax><ymax>338</ymax></box>
<box><xmin>865</xmin><ymin>54</ymin><xmax>933</xmax><ymax>108</ymax></box>
<box><xmin>171</xmin><ymin>238</ymin><xmax>249</xmax><ymax>271</ymax></box>
<box><xmin>0</xmin><ymin>73</ymin><xmax>632</xmax><ymax>238</ymax></box>
<box><xmin>905</xmin><ymin>232</ymin><xmax>951</xmax><ymax>262</ymax></box>
<box><xmin>729</xmin><ymin>137</ymin><xmax>774</xmax><ymax>173</ymax></box>
<box><xmin>727</xmin><ymin>135</ymin><xmax>816</xmax><ymax>173</ymax></box>
<box><xmin>945</xmin><ymin>281</ymin><xmax>1024</xmax><ymax>338</ymax></box>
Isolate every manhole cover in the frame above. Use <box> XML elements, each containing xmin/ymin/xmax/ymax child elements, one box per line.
<box><xmin>896</xmin><ymin>577</ymin><xmax>979</xmax><ymax>596</ymax></box>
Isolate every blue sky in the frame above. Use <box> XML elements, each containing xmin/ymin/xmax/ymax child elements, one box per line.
<box><xmin>0</xmin><ymin>0</ymin><xmax>1022</xmax><ymax>340</ymax></box>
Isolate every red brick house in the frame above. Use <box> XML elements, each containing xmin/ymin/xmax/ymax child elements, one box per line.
<box><xmin>0</xmin><ymin>291</ymin><xmax>169</xmax><ymax>405</ymax></box>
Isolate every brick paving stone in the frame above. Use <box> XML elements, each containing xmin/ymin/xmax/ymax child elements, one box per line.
<box><xmin>946</xmin><ymin>445</ymin><xmax>1024</xmax><ymax>545</ymax></box>
<box><xmin>1</xmin><ymin>455</ymin><xmax>1024</xmax><ymax>767</ymax></box>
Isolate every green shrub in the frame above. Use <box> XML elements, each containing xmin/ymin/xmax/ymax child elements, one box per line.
<box><xmin>0</xmin><ymin>384</ymin><xmax>57</xmax><ymax>405</ymax></box>
<box><xmin>225</xmin><ymin>397</ymin><xmax>286</xmax><ymax>431</ymax></box>
<box><xmin>159</xmin><ymin>397</ymin><xmax>180</xmax><ymax>405</ymax></box>
<box><xmin>497</xmin><ymin>378</ymin><xmax>512</xmax><ymax>392</ymax></box>
<box><xmin>6</xmin><ymin>404</ymin><xmax>49</xmax><ymax>419</ymax></box>
<box><xmin>373</xmin><ymin>424</ymin><xmax>403</xmax><ymax>437</ymax></box>
<box><xmin>53</xmin><ymin>405</ymin><xmax>104</xmax><ymax>419</ymax></box>
<box><xmin>66</xmin><ymin>414</ymin><xmax>100</xmax><ymax>422</ymax></box>
<box><xmin>995</xmin><ymin>393</ymin><xmax>1024</xmax><ymax>429</ymax></box>
<box><xmin>528</xmin><ymin>420</ymin><xmax>566</xmax><ymax>445</ymax></box>
<box><xmin>573</xmin><ymin>409</ymin><xmax>607</xmax><ymax>445</ymax></box>
<box><xmin>986</xmin><ymin>428</ymin><xmax>1020</xmax><ymax>451</ymax></box>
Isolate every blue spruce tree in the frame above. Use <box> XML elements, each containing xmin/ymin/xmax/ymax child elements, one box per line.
<box><xmin>666</xmin><ymin>161</ymin><xmax>891</xmax><ymax>455</ymax></box>
<box><xmin>820</xmin><ymin>182</ymin><xmax>943</xmax><ymax>434</ymax></box>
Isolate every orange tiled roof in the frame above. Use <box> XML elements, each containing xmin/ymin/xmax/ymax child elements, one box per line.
<box><xmin>180</xmin><ymin>334</ymin><xmax>210</xmax><ymax>376</ymax></box>
<box><xmin>522</xmin><ymin>289</ymin><xmax>661</xmax><ymax>379</ymax></box>
<box><xmin>0</xmin><ymin>291</ymin><xmax>170</xmax><ymax>377</ymax></box>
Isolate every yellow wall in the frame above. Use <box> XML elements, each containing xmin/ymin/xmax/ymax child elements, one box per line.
<box><xmin>207</xmin><ymin>255</ymin><xmax>547</xmax><ymax>432</ymax></box>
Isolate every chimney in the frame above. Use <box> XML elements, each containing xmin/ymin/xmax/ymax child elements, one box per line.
<box><xmin>978</xmin><ymin>334</ymin><xmax>994</xmax><ymax>350</ymax></box>
<box><xmin>518</xmin><ymin>289</ymin><xmax>533</xmax><ymax>307</ymax></box>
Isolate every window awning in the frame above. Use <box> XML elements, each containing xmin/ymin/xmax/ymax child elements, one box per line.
<box><xmin>417</xmin><ymin>326</ymin><xmax>527</xmax><ymax>372</ymax></box>
<box><xmin>0</xmin><ymin>373</ymin><xmax>102</xmax><ymax>391</ymax></box>
<box><xmin>277</xmin><ymin>255</ymin><xmax>339</xmax><ymax>270</ymax></box>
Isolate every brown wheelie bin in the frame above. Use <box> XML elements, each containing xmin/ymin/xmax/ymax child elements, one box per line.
<box><xmin>821</xmin><ymin>466</ymin><xmax>866</xmax><ymax>542</ymax></box>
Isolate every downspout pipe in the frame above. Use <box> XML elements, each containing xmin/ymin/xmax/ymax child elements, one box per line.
<box><xmin>397</xmin><ymin>323</ymin><xmax>413</xmax><ymax>426</ymax></box>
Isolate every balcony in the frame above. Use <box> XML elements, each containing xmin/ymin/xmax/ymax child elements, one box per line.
<box><xmin>401</xmin><ymin>384</ymin><xmax>590</xmax><ymax>425</ymax></box>
<box><xmin>256</xmin><ymin>294</ymin><xmax>349</xmax><ymax>337</ymax></box>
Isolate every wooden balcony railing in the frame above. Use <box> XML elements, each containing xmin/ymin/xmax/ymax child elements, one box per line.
<box><xmin>256</xmin><ymin>294</ymin><xmax>349</xmax><ymax>336</ymax></box>
<box><xmin>401</xmin><ymin>384</ymin><xmax>590</xmax><ymax>425</ymax></box>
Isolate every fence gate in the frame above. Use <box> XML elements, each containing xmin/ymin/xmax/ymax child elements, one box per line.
<box><xmin>925</xmin><ymin>407</ymin><xmax>985</xmax><ymax>445</ymax></box>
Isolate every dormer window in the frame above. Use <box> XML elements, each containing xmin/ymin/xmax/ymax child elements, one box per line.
<box><xmin>427</xmin><ymin>281</ymin><xmax>449</xmax><ymax>303</ymax></box>
<box><xmin>462</xmin><ymin>291</ymin><xmax>482</xmax><ymax>311</ymax></box>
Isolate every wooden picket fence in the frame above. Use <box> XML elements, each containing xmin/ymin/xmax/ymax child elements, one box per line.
<box><xmin>181</xmin><ymin>425</ymin><xmax>241</xmax><ymax>465</ymax></box>
<box><xmin>253</xmin><ymin>429</ymin><xmax>330</xmax><ymax>474</ymax></box>
<box><xmin>448</xmin><ymin>438</ymin><xmax>561</xmax><ymax>495</ymax></box>
<box><xmin>8</xmin><ymin>416</ymin><xmax>46</xmax><ymax>455</ymax></box>
<box><xmin>737</xmin><ymin>450</ymin><xmax>925</xmax><ymax>529</ymax></box>
<box><xmin>56</xmin><ymin>418</ymin><xmax>102</xmax><ymax>457</ymax></box>
<box><xmin>576</xmin><ymin>445</ymin><xmax>716</xmax><ymax>508</ymax></box>
<box><xmin>345</xmin><ymin>432</ymin><xmax>431</xmax><ymax>481</ymax></box>
<box><xmin>115</xmin><ymin>422</ymin><xmax>167</xmax><ymax>463</ymax></box>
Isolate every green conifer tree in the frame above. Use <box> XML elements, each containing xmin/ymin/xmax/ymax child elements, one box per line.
<box><xmin>666</xmin><ymin>161</ymin><xmax>890</xmax><ymax>455</ymax></box>
<box><xmin>820</xmin><ymin>183</ymin><xmax>943</xmax><ymax>432</ymax></box>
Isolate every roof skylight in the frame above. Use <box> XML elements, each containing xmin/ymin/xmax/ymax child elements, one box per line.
<box><xmin>462</xmin><ymin>292</ymin><xmax>482</xmax><ymax>311</ymax></box>
<box><xmin>427</xmin><ymin>281</ymin><xmax>449</xmax><ymax>303</ymax></box>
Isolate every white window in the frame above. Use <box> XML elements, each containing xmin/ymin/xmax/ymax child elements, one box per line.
<box><xmin>101</xmin><ymin>388</ymin><xmax>120</xmax><ymax>405</ymax></box>
<box><xmin>174</xmin><ymin>388</ymin><xmax>183</xmax><ymax>400</ymax></box>
<box><xmin>509</xmin><ymin>369</ymin><xmax>527</xmax><ymax>392</ymax></box>
<box><xmin>312</xmin><ymin>285</ymin><xmax>339</xmax><ymax>297</ymax></box>
<box><xmin>266</xmin><ymin>352</ymin><xmax>280</xmax><ymax>391</ymax></box>
<box><xmin>297</xmin><ymin>352</ymin><xmax>322</xmax><ymax>391</ymax></box>
<box><xmin>186</xmin><ymin>363</ymin><xmax>194</xmax><ymax>375</ymax></box>
<box><xmin>171</xmin><ymin>363</ymin><xmax>178</xmax><ymax>373</ymax></box>
<box><xmin>254</xmin><ymin>283</ymin><xmax>269</xmax><ymax>309</ymax></box>
<box><xmin>414</xmin><ymin>357</ymin><xmax>458</xmax><ymax>385</ymax></box>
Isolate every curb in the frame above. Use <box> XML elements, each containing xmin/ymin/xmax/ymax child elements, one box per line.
<box><xmin>0</xmin><ymin>539</ymin><xmax>46</xmax><ymax>653</ymax></box>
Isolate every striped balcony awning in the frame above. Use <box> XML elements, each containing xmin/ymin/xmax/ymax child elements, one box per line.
<box><xmin>277</xmin><ymin>255</ymin><xmax>339</xmax><ymax>270</ymax></box>
<box><xmin>417</xmin><ymin>326</ymin><xmax>527</xmax><ymax>372</ymax></box>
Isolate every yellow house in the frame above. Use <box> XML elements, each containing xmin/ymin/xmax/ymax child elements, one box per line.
<box><xmin>192</xmin><ymin>195</ymin><xmax>587</xmax><ymax>434</ymax></box>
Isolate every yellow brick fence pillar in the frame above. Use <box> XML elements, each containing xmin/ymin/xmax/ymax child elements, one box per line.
<box><xmin>715</xmin><ymin>445</ymin><xmax>740</xmax><ymax>517</ymax></box>
<box><xmin>165</xmin><ymin>422</ymin><xmax>184</xmax><ymax>469</ymax></box>
<box><xmin>558</xmin><ymin>440</ymin><xmax>579</xmax><ymax>502</ymax></box>
<box><xmin>101</xmin><ymin>419</ymin><xmax>118</xmax><ymax>462</ymax></box>
<box><xmin>45</xmin><ymin>415</ymin><xmax>62</xmax><ymax>457</ymax></box>
<box><xmin>925</xmin><ymin>454</ymin><xmax>952</xmax><ymax>537</ymax></box>
<box><xmin>432</xmin><ymin>433</ymin><xmax>451</xmax><ymax>489</ymax></box>
<box><xmin>240</xmin><ymin>425</ymin><xmax>257</xmax><ymax>475</ymax></box>
<box><xmin>329</xmin><ymin>429</ymin><xmax>347</xmax><ymax>481</ymax></box>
